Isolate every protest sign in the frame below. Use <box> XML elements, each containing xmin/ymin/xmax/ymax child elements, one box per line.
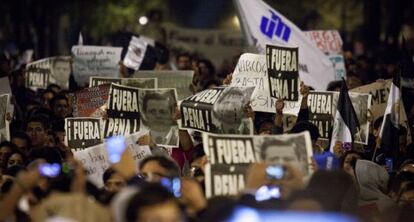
<box><xmin>73</xmin><ymin>130</ymin><xmax>151</xmax><ymax>187</ymax></box>
<box><xmin>25</xmin><ymin>66</ymin><xmax>50</xmax><ymax>90</ymax></box>
<box><xmin>307</xmin><ymin>91</ymin><xmax>334</xmax><ymax>139</ymax></box>
<box><xmin>71</xmin><ymin>46</ymin><xmax>122</xmax><ymax>86</ymax></box>
<box><xmin>304</xmin><ymin>30</ymin><xmax>346</xmax><ymax>80</ymax></box>
<box><xmin>65</xmin><ymin>117</ymin><xmax>103</xmax><ymax>151</ymax></box>
<box><xmin>104</xmin><ymin>84</ymin><xmax>140</xmax><ymax>138</ymax></box>
<box><xmin>0</xmin><ymin>77</ymin><xmax>12</xmax><ymax>94</ymax></box>
<box><xmin>123</xmin><ymin>36</ymin><xmax>148</xmax><ymax>70</ymax></box>
<box><xmin>203</xmin><ymin>131</ymin><xmax>312</xmax><ymax>198</ymax></box>
<box><xmin>89</xmin><ymin>76</ymin><xmax>157</xmax><ymax>89</ymax></box>
<box><xmin>235</xmin><ymin>0</ymin><xmax>335</xmax><ymax>90</ymax></box>
<box><xmin>26</xmin><ymin>56</ymin><xmax>72</xmax><ymax>89</ymax></box>
<box><xmin>180</xmin><ymin>86</ymin><xmax>254</xmax><ymax>135</ymax></box>
<box><xmin>307</xmin><ymin>91</ymin><xmax>371</xmax><ymax>144</ymax></box>
<box><xmin>231</xmin><ymin>53</ymin><xmax>301</xmax><ymax>115</ymax></box>
<box><xmin>139</xmin><ymin>88</ymin><xmax>179</xmax><ymax>147</ymax></box>
<box><xmin>266</xmin><ymin>45</ymin><xmax>299</xmax><ymax>101</ymax></box>
<box><xmin>73</xmin><ymin>84</ymin><xmax>111</xmax><ymax>118</ymax></box>
<box><xmin>163</xmin><ymin>23</ymin><xmax>244</xmax><ymax>67</ymax></box>
<box><xmin>352</xmin><ymin>80</ymin><xmax>412</xmax><ymax>143</ymax></box>
<box><xmin>133</xmin><ymin>71</ymin><xmax>194</xmax><ymax>100</ymax></box>
<box><xmin>0</xmin><ymin>94</ymin><xmax>10</xmax><ymax>142</ymax></box>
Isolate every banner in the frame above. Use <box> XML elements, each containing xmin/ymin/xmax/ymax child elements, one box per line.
<box><xmin>266</xmin><ymin>45</ymin><xmax>299</xmax><ymax>101</ymax></box>
<box><xmin>163</xmin><ymin>23</ymin><xmax>244</xmax><ymax>67</ymax></box>
<box><xmin>0</xmin><ymin>77</ymin><xmax>12</xmax><ymax>94</ymax></box>
<box><xmin>203</xmin><ymin>131</ymin><xmax>313</xmax><ymax>198</ymax></box>
<box><xmin>139</xmin><ymin>88</ymin><xmax>179</xmax><ymax>147</ymax></box>
<box><xmin>71</xmin><ymin>46</ymin><xmax>122</xmax><ymax>86</ymax></box>
<box><xmin>123</xmin><ymin>36</ymin><xmax>148</xmax><ymax>70</ymax></box>
<box><xmin>307</xmin><ymin>91</ymin><xmax>371</xmax><ymax>144</ymax></box>
<box><xmin>89</xmin><ymin>76</ymin><xmax>157</xmax><ymax>89</ymax></box>
<box><xmin>26</xmin><ymin>56</ymin><xmax>72</xmax><ymax>89</ymax></box>
<box><xmin>304</xmin><ymin>30</ymin><xmax>346</xmax><ymax>80</ymax></box>
<box><xmin>231</xmin><ymin>53</ymin><xmax>301</xmax><ymax>115</ymax></box>
<box><xmin>0</xmin><ymin>94</ymin><xmax>10</xmax><ymax>142</ymax></box>
<box><xmin>133</xmin><ymin>71</ymin><xmax>194</xmax><ymax>100</ymax></box>
<box><xmin>104</xmin><ymin>84</ymin><xmax>140</xmax><ymax>138</ymax></box>
<box><xmin>73</xmin><ymin>84</ymin><xmax>111</xmax><ymax>118</ymax></box>
<box><xmin>352</xmin><ymin>80</ymin><xmax>412</xmax><ymax>143</ymax></box>
<box><xmin>234</xmin><ymin>0</ymin><xmax>335</xmax><ymax>90</ymax></box>
<box><xmin>180</xmin><ymin>86</ymin><xmax>254</xmax><ymax>135</ymax></box>
<box><xmin>65</xmin><ymin>117</ymin><xmax>103</xmax><ymax>151</ymax></box>
<box><xmin>73</xmin><ymin>130</ymin><xmax>151</xmax><ymax>187</ymax></box>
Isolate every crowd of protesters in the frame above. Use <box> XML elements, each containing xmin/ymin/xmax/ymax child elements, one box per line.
<box><xmin>0</xmin><ymin>20</ymin><xmax>414</xmax><ymax>222</ymax></box>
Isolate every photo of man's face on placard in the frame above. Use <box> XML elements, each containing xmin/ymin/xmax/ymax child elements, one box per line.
<box><xmin>51</xmin><ymin>58</ymin><xmax>71</xmax><ymax>88</ymax></box>
<box><xmin>139</xmin><ymin>89</ymin><xmax>178</xmax><ymax>146</ymax></box>
<box><xmin>255</xmin><ymin>135</ymin><xmax>310</xmax><ymax>175</ymax></box>
<box><xmin>211</xmin><ymin>87</ymin><xmax>253</xmax><ymax>135</ymax></box>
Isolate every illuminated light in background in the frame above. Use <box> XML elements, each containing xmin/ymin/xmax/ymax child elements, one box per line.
<box><xmin>139</xmin><ymin>16</ymin><xmax>148</xmax><ymax>25</ymax></box>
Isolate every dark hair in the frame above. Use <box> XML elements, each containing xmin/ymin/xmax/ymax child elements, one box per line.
<box><xmin>176</xmin><ymin>52</ymin><xmax>191</xmax><ymax>63</ymax></box>
<box><xmin>201</xmin><ymin>79</ymin><xmax>222</xmax><ymax>90</ymax></box>
<box><xmin>125</xmin><ymin>183</ymin><xmax>181</xmax><ymax>222</ymax></box>
<box><xmin>103</xmin><ymin>168</ymin><xmax>116</xmax><ymax>184</ymax></box>
<box><xmin>191</xmin><ymin>144</ymin><xmax>206</xmax><ymax>163</ymax></box>
<box><xmin>290</xmin><ymin>121</ymin><xmax>320</xmax><ymax>142</ymax></box>
<box><xmin>0</xmin><ymin>141</ymin><xmax>17</xmax><ymax>150</ymax></box>
<box><xmin>11</xmin><ymin>131</ymin><xmax>32</xmax><ymax>148</ymax></box>
<box><xmin>49</xmin><ymin>94</ymin><xmax>68</xmax><ymax>108</ymax></box>
<box><xmin>326</xmin><ymin>80</ymin><xmax>342</xmax><ymax>91</ymax></box>
<box><xmin>41</xmin><ymin>89</ymin><xmax>56</xmax><ymax>98</ymax></box>
<box><xmin>339</xmin><ymin>151</ymin><xmax>362</xmax><ymax>168</ymax></box>
<box><xmin>198</xmin><ymin>59</ymin><xmax>215</xmax><ymax>75</ymax></box>
<box><xmin>139</xmin><ymin>155</ymin><xmax>180</xmax><ymax>178</ymax></box>
<box><xmin>3</xmin><ymin>165</ymin><xmax>25</xmax><ymax>178</ymax></box>
<box><xmin>51</xmin><ymin>119</ymin><xmax>65</xmax><ymax>132</ymax></box>
<box><xmin>4</xmin><ymin>149</ymin><xmax>28</xmax><ymax>169</ymax></box>
<box><xmin>374</xmin><ymin>116</ymin><xmax>384</xmax><ymax>130</ymax></box>
<box><xmin>27</xmin><ymin>147</ymin><xmax>63</xmax><ymax>164</ymax></box>
<box><xmin>25</xmin><ymin>115</ymin><xmax>49</xmax><ymax>131</ymax></box>
<box><xmin>306</xmin><ymin>170</ymin><xmax>358</xmax><ymax>213</ymax></box>
<box><xmin>47</xmin><ymin>83</ymin><xmax>62</xmax><ymax>92</ymax></box>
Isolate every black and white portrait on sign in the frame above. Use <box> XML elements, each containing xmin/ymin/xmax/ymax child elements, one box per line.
<box><xmin>254</xmin><ymin>132</ymin><xmax>313</xmax><ymax>175</ymax></box>
<box><xmin>139</xmin><ymin>88</ymin><xmax>179</xmax><ymax>146</ymax></box>
<box><xmin>50</xmin><ymin>57</ymin><xmax>71</xmax><ymax>89</ymax></box>
<box><xmin>211</xmin><ymin>87</ymin><xmax>254</xmax><ymax>135</ymax></box>
<box><xmin>0</xmin><ymin>94</ymin><xmax>10</xmax><ymax>142</ymax></box>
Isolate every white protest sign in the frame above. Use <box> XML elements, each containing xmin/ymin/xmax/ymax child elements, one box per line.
<box><xmin>123</xmin><ymin>36</ymin><xmax>148</xmax><ymax>70</ymax></box>
<box><xmin>231</xmin><ymin>53</ymin><xmax>301</xmax><ymax>115</ymax></box>
<box><xmin>235</xmin><ymin>0</ymin><xmax>335</xmax><ymax>90</ymax></box>
<box><xmin>71</xmin><ymin>46</ymin><xmax>122</xmax><ymax>86</ymax></box>
<box><xmin>73</xmin><ymin>130</ymin><xmax>151</xmax><ymax>187</ymax></box>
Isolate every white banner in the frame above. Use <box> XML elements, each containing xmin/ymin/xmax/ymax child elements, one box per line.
<box><xmin>73</xmin><ymin>130</ymin><xmax>152</xmax><ymax>187</ymax></box>
<box><xmin>235</xmin><ymin>0</ymin><xmax>335</xmax><ymax>90</ymax></box>
<box><xmin>231</xmin><ymin>53</ymin><xmax>301</xmax><ymax>115</ymax></box>
<box><xmin>72</xmin><ymin>46</ymin><xmax>122</xmax><ymax>86</ymax></box>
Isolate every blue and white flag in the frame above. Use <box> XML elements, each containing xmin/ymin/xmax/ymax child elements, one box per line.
<box><xmin>234</xmin><ymin>0</ymin><xmax>335</xmax><ymax>90</ymax></box>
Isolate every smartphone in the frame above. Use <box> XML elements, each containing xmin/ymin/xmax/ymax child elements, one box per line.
<box><xmin>160</xmin><ymin>177</ymin><xmax>181</xmax><ymax>198</ymax></box>
<box><xmin>266</xmin><ymin>165</ymin><xmax>284</xmax><ymax>180</ymax></box>
<box><xmin>106</xmin><ymin>136</ymin><xmax>126</xmax><ymax>164</ymax></box>
<box><xmin>255</xmin><ymin>185</ymin><xmax>281</xmax><ymax>201</ymax></box>
<box><xmin>38</xmin><ymin>163</ymin><xmax>61</xmax><ymax>178</ymax></box>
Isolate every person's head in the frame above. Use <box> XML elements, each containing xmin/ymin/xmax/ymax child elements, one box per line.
<box><xmin>213</xmin><ymin>88</ymin><xmax>246</xmax><ymax>126</ymax></box>
<box><xmin>126</xmin><ymin>183</ymin><xmax>184</xmax><ymax>222</ymax></box>
<box><xmin>340</xmin><ymin>151</ymin><xmax>362</xmax><ymax>177</ymax></box>
<box><xmin>47</xmin><ymin>83</ymin><xmax>61</xmax><ymax>94</ymax></box>
<box><xmin>197</xmin><ymin>59</ymin><xmax>215</xmax><ymax>80</ymax></box>
<box><xmin>50</xmin><ymin>94</ymin><xmax>70</xmax><ymax>119</ymax></box>
<box><xmin>257</xmin><ymin>119</ymin><xmax>274</xmax><ymax>135</ymax></box>
<box><xmin>51</xmin><ymin>119</ymin><xmax>66</xmax><ymax>145</ymax></box>
<box><xmin>41</xmin><ymin>89</ymin><xmax>56</xmax><ymax>109</ymax></box>
<box><xmin>103</xmin><ymin>168</ymin><xmax>127</xmax><ymax>193</ymax></box>
<box><xmin>51</xmin><ymin>58</ymin><xmax>71</xmax><ymax>84</ymax></box>
<box><xmin>0</xmin><ymin>142</ymin><xmax>16</xmax><ymax>168</ymax></box>
<box><xmin>142</xmin><ymin>91</ymin><xmax>176</xmax><ymax>130</ymax></box>
<box><xmin>139</xmin><ymin>155</ymin><xmax>180</xmax><ymax>183</ymax></box>
<box><xmin>346</xmin><ymin>72</ymin><xmax>362</xmax><ymax>90</ymax></box>
<box><xmin>25</xmin><ymin>116</ymin><xmax>49</xmax><ymax>148</ymax></box>
<box><xmin>5</xmin><ymin>149</ymin><xmax>27</xmax><ymax>169</ymax></box>
<box><xmin>290</xmin><ymin>121</ymin><xmax>320</xmax><ymax>153</ymax></box>
<box><xmin>306</xmin><ymin>170</ymin><xmax>358</xmax><ymax>213</ymax></box>
<box><xmin>27</xmin><ymin>147</ymin><xmax>63</xmax><ymax>164</ymax></box>
<box><xmin>11</xmin><ymin>131</ymin><xmax>32</xmax><ymax>153</ymax></box>
<box><xmin>176</xmin><ymin>52</ymin><xmax>192</xmax><ymax>70</ymax></box>
<box><xmin>287</xmin><ymin>190</ymin><xmax>323</xmax><ymax>212</ymax></box>
<box><xmin>260</xmin><ymin>138</ymin><xmax>305</xmax><ymax>173</ymax></box>
<box><xmin>326</xmin><ymin>80</ymin><xmax>342</xmax><ymax>91</ymax></box>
